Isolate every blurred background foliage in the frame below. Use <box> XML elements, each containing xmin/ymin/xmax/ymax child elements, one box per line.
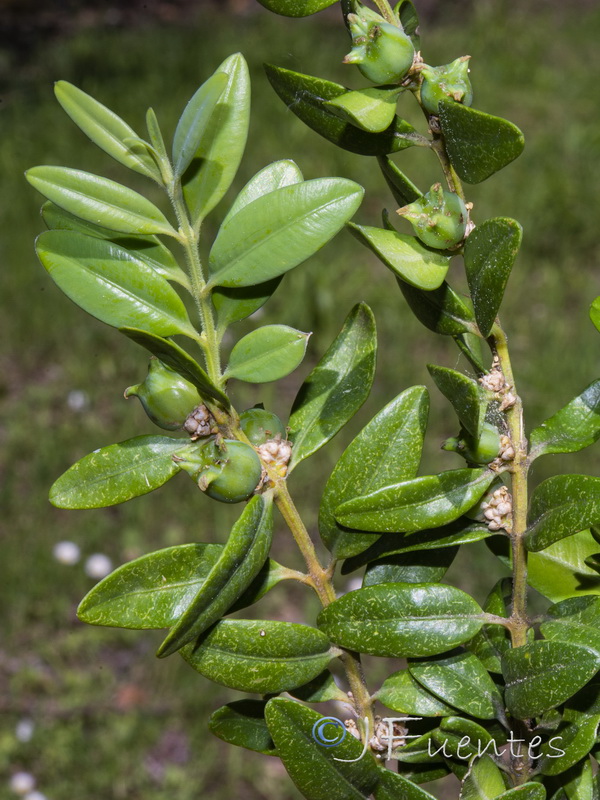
<box><xmin>1</xmin><ymin>1</ymin><xmax>599</xmax><ymax>797</ymax></box>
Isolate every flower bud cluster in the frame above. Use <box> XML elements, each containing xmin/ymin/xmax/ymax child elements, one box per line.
<box><xmin>183</xmin><ymin>405</ymin><xmax>217</xmax><ymax>439</ymax></box>
<box><xmin>481</xmin><ymin>485</ymin><xmax>513</xmax><ymax>532</ymax></box>
<box><xmin>256</xmin><ymin>434</ymin><xmax>293</xmax><ymax>479</ymax></box>
<box><xmin>479</xmin><ymin>357</ymin><xmax>517</xmax><ymax>412</ymax></box>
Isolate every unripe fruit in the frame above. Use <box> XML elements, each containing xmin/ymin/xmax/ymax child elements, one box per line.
<box><xmin>420</xmin><ymin>56</ymin><xmax>473</xmax><ymax>115</ymax></box>
<box><xmin>442</xmin><ymin>422</ymin><xmax>501</xmax><ymax>465</ymax></box>
<box><xmin>177</xmin><ymin>438</ymin><xmax>262</xmax><ymax>503</ymax></box>
<box><xmin>125</xmin><ymin>358</ymin><xmax>202</xmax><ymax>431</ymax></box>
<box><xmin>344</xmin><ymin>13</ymin><xmax>415</xmax><ymax>85</ymax></box>
<box><xmin>240</xmin><ymin>408</ymin><xmax>286</xmax><ymax>445</ymax></box>
<box><xmin>397</xmin><ymin>182</ymin><xmax>467</xmax><ymax>249</ymax></box>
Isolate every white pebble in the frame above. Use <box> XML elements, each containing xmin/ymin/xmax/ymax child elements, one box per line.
<box><xmin>52</xmin><ymin>541</ymin><xmax>81</xmax><ymax>566</ymax></box>
<box><xmin>10</xmin><ymin>772</ymin><xmax>36</xmax><ymax>795</ymax></box>
<box><xmin>84</xmin><ymin>554</ymin><xmax>113</xmax><ymax>579</ymax></box>
<box><xmin>15</xmin><ymin>719</ymin><xmax>35</xmax><ymax>742</ymax></box>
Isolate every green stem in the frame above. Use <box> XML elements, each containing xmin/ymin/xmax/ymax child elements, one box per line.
<box><xmin>274</xmin><ymin>482</ymin><xmax>374</xmax><ymax>732</ymax></box>
<box><xmin>168</xmin><ymin>181</ymin><xmax>223</xmax><ymax>384</ymax></box>
<box><xmin>431</xmin><ymin>137</ymin><xmax>466</xmax><ymax>201</ymax></box>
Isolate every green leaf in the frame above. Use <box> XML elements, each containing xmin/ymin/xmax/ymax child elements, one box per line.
<box><xmin>398</xmin><ymin>279</ymin><xmax>475</xmax><ymax>336</ymax></box>
<box><xmin>438</xmin><ymin>100</ymin><xmax>525</xmax><ymax>184</ymax></box>
<box><xmin>395</xmin><ymin>0</ymin><xmax>420</xmax><ymax>47</ymax></box>
<box><xmin>77</xmin><ymin>543</ymin><xmax>287</xmax><ymax>628</ymax></box>
<box><xmin>432</xmin><ymin>717</ymin><xmax>502</xmax><ymax>761</ymax></box>
<box><xmin>319</xmin><ymin>386</ymin><xmax>429</xmax><ymax>558</ymax></box>
<box><xmin>50</xmin><ymin>435</ymin><xmax>192</xmax><ymax>509</ymax></box>
<box><xmin>208</xmin><ymin>178</ymin><xmax>364</xmax><ymax>289</ymax></box>
<box><xmin>42</xmin><ymin>201</ymin><xmax>188</xmax><ymax>286</ymax></box>
<box><xmin>488</xmin><ymin>530</ymin><xmax>600</xmax><ymax>603</ymax></box>
<box><xmin>256</xmin><ymin>0</ymin><xmax>337</xmax><ymax>15</ymax></box>
<box><xmin>26</xmin><ymin>166</ymin><xmax>177</xmax><ymax>236</ymax></box>
<box><xmin>541</xmin><ymin>596</ymin><xmax>600</xmax><ymax>652</ymax></box>
<box><xmin>529</xmin><ymin>380</ymin><xmax>600</xmax><ymax>459</ymax></box>
<box><xmin>36</xmin><ymin>230</ymin><xmax>195</xmax><ymax>336</ymax></box>
<box><xmin>363</xmin><ymin>546</ymin><xmax>458</xmax><ymax>586</ymax></box>
<box><xmin>427</xmin><ymin>364</ymin><xmax>487</xmax><ymax>438</ymax></box>
<box><xmin>460</xmin><ymin>755</ymin><xmax>506</xmax><ymax>800</ymax></box>
<box><xmin>590</xmin><ymin>297</ymin><xmax>600</xmax><ymax>334</ymax></box>
<box><xmin>182</xmin><ymin>621</ymin><xmax>335</xmax><ymax>694</ymax></box>
<box><xmin>563</xmin><ymin>759</ymin><xmax>596</xmax><ymax>800</ymax></box>
<box><xmin>157</xmin><ymin>494</ymin><xmax>273</xmax><ymax>657</ymax></box>
<box><xmin>265</xmin><ymin>698</ymin><xmax>380</xmax><ymax>800</ymax></box>
<box><xmin>409</xmin><ymin>650</ymin><xmax>504</xmax><ymax>720</ymax></box>
<box><xmin>172</xmin><ymin>72</ymin><xmax>228</xmax><ymax>177</ymax></box>
<box><xmin>212</xmin><ymin>279</ymin><xmax>283</xmax><ymax>331</ymax></box>
<box><xmin>349</xmin><ymin>225</ymin><xmax>450</xmax><ymax>290</ymax></box>
<box><xmin>374</xmin><ymin>768</ymin><xmax>437</xmax><ymax>800</ymax></box>
<box><xmin>463</xmin><ymin>217</ymin><xmax>523</xmax><ymax>337</ymax></box>
<box><xmin>265</xmin><ymin>65</ymin><xmax>420</xmax><ymax>156</ymax></box>
<box><xmin>502</xmin><ymin>640</ymin><xmax>600</xmax><ymax>718</ymax></box>
<box><xmin>119</xmin><ymin>327</ymin><xmax>229</xmax><ymax>406</ymax></box>
<box><xmin>317</xmin><ymin>582</ymin><xmax>485</xmax><ymax>658</ymax></box>
<box><xmin>541</xmin><ymin>713</ymin><xmax>600</xmax><ymax>777</ymax></box>
<box><xmin>376</xmin><ymin>668</ymin><xmax>457</xmax><ymax>716</ymax></box>
<box><xmin>182</xmin><ymin>53</ymin><xmax>250</xmax><ymax>223</ymax></box>
<box><xmin>224</xmin><ymin>325</ymin><xmax>310</xmax><ymax>383</ymax></box>
<box><xmin>325</xmin><ymin>87</ymin><xmax>404</xmax><ymax>134</ymax></box>
<box><xmin>342</xmin><ymin>518</ymin><xmax>491</xmax><ymax>574</ymax></box>
<box><xmin>467</xmin><ymin>578</ymin><xmax>512</xmax><ymax>673</ymax></box>
<box><xmin>335</xmin><ymin>468</ymin><xmax>495</xmax><ymax>533</ymax></box>
<box><xmin>378</xmin><ymin>156</ymin><xmax>422</xmax><ymax>205</ymax></box>
<box><xmin>223</xmin><ymin>159</ymin><xmax>304</xmax><ymax>225</ymax></box>
<box><xmin>54</xmin><ymin>81</ymin><xmax>161</xmax><ymax>182</ymax></box>
<box><xmin>495</xmin><ymin>787</ymin><xmax>546</xmax><ymax>800</ymax></box>
<box><xmin>289</xmin><ymin>303</ymin><xmax>376</xmax><ymax>469</ymax></box>
<box><xmin>289</xmin><ymin>672</ymin><xmax>348</xmax><ymax>704</ymax></box>
<box><xmin>525</xmin><ymin>475</ymin><xmax>600</xmax><ymax>552</ymax></box>
<box><xmin>209</xmin><ymin>700</ymin><xmax>277</xmax><ymax>756</ymax></box>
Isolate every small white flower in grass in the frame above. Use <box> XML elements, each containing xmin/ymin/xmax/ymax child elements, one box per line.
<box><xmin>9</xmin><ymin>772</ymin><xmax>35</xmax><ymax>795</ymax></box>
<box><xmin>15</xmin><ymin>719</ymin><xmax>35</xmax><ymax>743</ymax></box>
<box><xmin>53</xmin><ymin>541</ymin><xmax>81</xmax><ymax>566</ymax></box>
<box><xmin>85</xmin><ymin>554</ymin><xmax>113</xmax><ymax>579</ymax></box>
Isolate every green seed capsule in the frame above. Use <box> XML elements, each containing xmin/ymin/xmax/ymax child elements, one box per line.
<box><xmin>442</xmin><ymin>422</ymin><xmax>501</xmax><ymax>465</ymax></box>
<box><xmin>420</xmin><ymin>56</ymin><xmax>473</xmax><ymax>115</ymax></box>
<box><xmin>397</xmin><ymin>182</ymin><xmax>468</xmax><ymax>249</ymax></box>
<box><xmin>125</xmin><ymin>358</ymin><xmax>202</xmax><ymax>431</ymax></box>
<box><xmin>344</xmin><ymin>13</ymin><xmax>415</xmax><ymax>85</ymax></box>
<box><xmin>177</xmin><ymin>438</ymin><xmax>262</xmax><ymax>504</ymax></box>
<box><xmin>240</xmin><ymin>408</ymin><xmax>287</xmax><ymax>446</ymax></box>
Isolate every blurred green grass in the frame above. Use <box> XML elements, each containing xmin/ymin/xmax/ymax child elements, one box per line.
<box><xmin>2</xmin><ymin>2</ymin><xmax>600</xmax><ymax>797</ymax></box>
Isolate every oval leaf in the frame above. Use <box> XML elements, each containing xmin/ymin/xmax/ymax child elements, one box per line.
<box><xmin>225</xmin><ymin>325</ymin><xmax>310</xmax><ymax>383</ymax></box>
<box><xmin>525</xmin><ymin>475</ymin><xmax>600</xmax><ymax>552</ymax></box>
<box><xmin>54</xmin><ymin>81</ymin><xmax>160</xmax><ymax>182</ymax></box>
<box><xmin>265</xmin><ymin>64</ymin><xmax>420</xmax><ymax>156</ymax></box>
<box><xmin>427</xmin><ymin>364</ymin><xmax>487</xmax><ymax>438</ymax></box>
<box><xmin>182</xmin><ymin>53</ymin><xmax>250</xmax><ymax>224</ymax></box>
<box><xmin>438</xmin><ymin>100</ymin><xmax>525</xmax><ymax>184</ymax></box>
<box><xmin>409</xmin><ymin>650</ymin><xmax>504</xmax><ymax>720</ymax></box>
<box><xmin>265</xmin><ymin>698</ymin><xmax>380</xmax><ymax>800</ymax></box>
<box><xmin>35</xmin><ymin>230</ymin><xmax>195</xmax><ymax>337</ymax></box>
<box><xmin>157</xmin><ymin>493</ymin><xmax>273</xmax><ymax>657</ymax></box>
<box><xmin>502</xmin><ymin>640</ymin><xmax>600</xmax><ymax>719</ymax></box>
<box><xmin>363</xmin><ymin>546</ymin><xmax>458</xmax><ymax>587</ymax></box>
<box><xmin>182</xmin><ymin>620</ymin><xmax>334</xmax><ymax>694</ymax></box>
<box><xmin>335</xmin><ymin>468</ymin><xmax>495</xmax><ymax>533</ymax></box>
<box><xmin>463</xmin><ymin>217</ymin><xmax>523</xmax><ymax>338</ymax></box>
<box><xmin>118</xmin><ymin>327</ymin><xmax>229</xmax><ymax>406</ymax></box>
<box><xmin>50</xmin><ymin>435</ymin><xmax>193</xmax><ymax>509</ymax></box>
<box><xmin>256</xmin><ymin>0</ymin><xmax>337</xmax><ymax>15</ymax></box>
<box><xmin>460</xmin><ymin>755</ymin><xmax>506</xmax><ymax>800</ymax></box>
<box><xmin>319</xmin><ymin>386</ymin><xmax>429</xmax><ymax>558</ymax></box>
<box><xmin>223</xmin><ymin>159</ymin><xmax>304</xmax><ymax>226</ymax></box>
<box><xmin>208</xmin><ymin>178</ymin><xmax>364</xmax><ymax>289</ymax></box>
<box><xmin>376</xmin><ymin>668</ymin><xmax>457</xmax><ymax>717</ymax></box>
<box><xmin>325</xmin><ymin>87</ymin><xmax>403</xmax><ymax>134</ymax></box>
<box><xmin>317</xmin><ymin>582</ymin><xmax>485</xmax><ymax>658</ymax></box>
<box><xmin>27</xmin><ymin>166</ymin><xmax>177</xmax><ymax>236</ymax></box>
<box><xmin>495</xmin><ymin>787</ymin><xmax>547</xmax><ymax>800</ymax></box>
<box><xmin>374</xmin><ymin>768</ymin><xmax>437</xmax><ymax>800</ymax></box>
<box><xmin>209</xmin><ymin>700</ymin><xmax>277</xmax><ymax>756</ymax></box>
<box><xmin>288</xmin><ymin>303</ymin><xmax>376</xmax><ymax>469</ymax></box>
<box><xmin>172</xmin><ymin>72</ymin><xmax>228</xmax><ymax>177</ymax></box>
<box><xmin>378</xmin><ymin>156</ymin><xmax>422</xmax><ymax>206</ymax></box>
<box><xmin>529</xmin><ymin>380</ymin><xmax>600</xmax><ymax>459</ymax></box>
<box><xmin>77</xmin><ymin>543</ymin><xmax>286</xmax><ymax>629</ymax></box>
<box><xmin>349</xmin><ymin>224</ymin><xmax>450</xmax><ymax>290</ymax></box>
<box><xmin>398</xmin><ymin>279</ymin><xmax>475</xmax><ymax>336</ymax></box>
